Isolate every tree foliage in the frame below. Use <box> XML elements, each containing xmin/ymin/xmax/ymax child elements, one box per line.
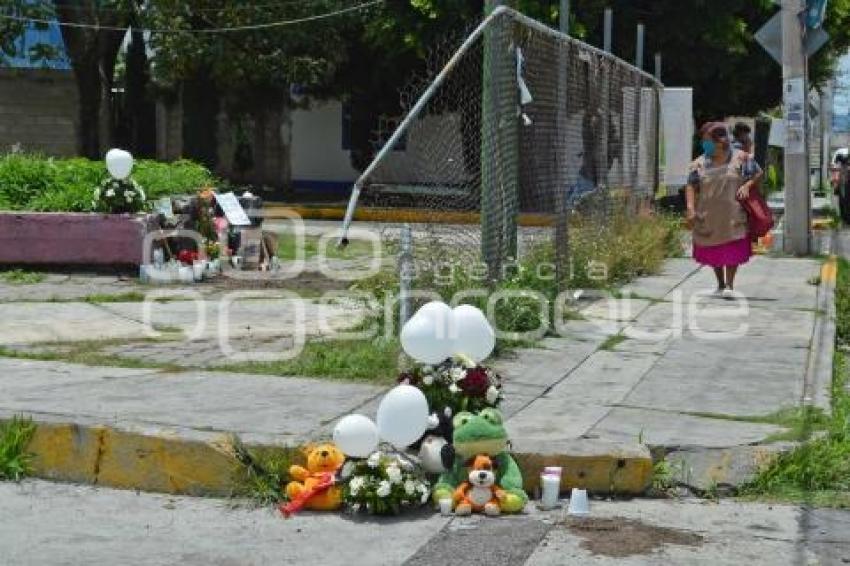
<box><xmin>143</xmin><ymin>1</ymin><xmax>369</xmax><ymax>115</ymax></box>
<box><xmin>350</xmin><ymin>0</ymin><xmax>850</xmax><ymax>123</ymax></box>
<box><xmin>3</xmin><ymin>0</ymin><xmax>850</xmax><ymax>160</ymax></box>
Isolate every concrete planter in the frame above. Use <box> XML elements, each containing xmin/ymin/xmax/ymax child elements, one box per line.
<box><xmin>0</xmin><ymin>212</ymin><xmax>154</xmax><ymax>267</ymax></box>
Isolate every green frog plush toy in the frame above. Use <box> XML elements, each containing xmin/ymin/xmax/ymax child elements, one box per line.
<box><xmin>432</xmin><ymin>408</ymin><xmax>527</xmax><ymax>513</ymax></box>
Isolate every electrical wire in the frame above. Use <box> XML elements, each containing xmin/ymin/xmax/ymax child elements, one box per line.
<box><xmin>0</xmin><ymin>0</ymin><xmax>383</xmax><ymax>34</ymax></box>
<box><xmin>18</xmin><ymin>0</ymin><xmax>346</xmax><ymax>15</ymax></box>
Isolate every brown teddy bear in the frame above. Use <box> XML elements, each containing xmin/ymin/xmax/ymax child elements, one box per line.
<box><xmin>283</xmin><ymin>443</ymin><xmax>345</xmax><ymax>514</ymax></box>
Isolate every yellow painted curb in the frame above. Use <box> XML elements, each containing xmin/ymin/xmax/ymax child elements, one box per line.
<box><xmin>26</xmin><ymin>421</ymin><xmax>240</xmax><ymax>496</ymax></box>
<box><xmin>264</xmin><ymin>205</ymin><xmax>556</xmax><ymax>227</ymax></box>
<box><xmin>514</xmin><ymin>447</ymin><xmax>653</xmax><ymax>495</ymax></box>
<box><xmin>821</xmin><ymin>255</ymin><xmax>837</xmax><ymax>285</ymax></box>
<box><xmin>19</xmin><ymin>419</ymin><xmax>651</xmax><ymax>497</ymax></box>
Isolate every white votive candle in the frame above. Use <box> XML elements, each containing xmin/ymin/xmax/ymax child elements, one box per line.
<box><xmin>541</xmin><ymin>474</ymin><xmax>560</xmax><ymax>509</ymax></box>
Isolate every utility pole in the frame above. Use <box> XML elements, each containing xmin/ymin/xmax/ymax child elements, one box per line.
<box><xmin>603</xmin><ymin>8</ymin><xmax>613</xmax><ymax>53</ymax></box>
<box><xmin>820</xmin><ymin>81</ymin><xmax>833</xmax><ymax>196</ymax></box>
<box><xmin>782</xmin><ymin>0</ymin><xmax>811</xmax><ymax>255</ymax></box>
<box><xmin>560</xmin><ymin>0</ymin><xmax>570</xmax><ymax>32</ymax></box>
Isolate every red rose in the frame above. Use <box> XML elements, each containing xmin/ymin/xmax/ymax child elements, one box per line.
<box><xmin>458</xmin><ymin>366</ymin><xmax>490</xmax><ymax>396</ymax></box>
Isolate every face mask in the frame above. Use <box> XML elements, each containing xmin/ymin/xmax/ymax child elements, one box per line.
<box><xmin>702</xmin><ymin>140</ymin><xmax>716</xmax><ymax>156</ymax></box>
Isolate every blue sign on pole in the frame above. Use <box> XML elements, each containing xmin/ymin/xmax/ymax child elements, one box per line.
<box><xmin>806</xmin><ymin>0</ymin><xmax>828</xmax><ymax>29</ymax></box>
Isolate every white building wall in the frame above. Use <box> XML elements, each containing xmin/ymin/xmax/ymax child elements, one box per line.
<box><xmin>661</xmin><ymin>88</ymin><xmax>694</xmax><ymax>188</ymax></box>
<box><xmin>290</xmin><ymin>100</ymin><xmax>358</xmax><ymax>191</ymax></box>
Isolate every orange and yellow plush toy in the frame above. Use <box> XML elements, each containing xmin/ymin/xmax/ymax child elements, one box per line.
<box><xmin>453</xmin><ymin>454</ymin><xmax>504</xmax><ymax>516</ymax></box>
<box><xmin>282</xmin><ymin>443</ymin><xmax>345</xmax><ymax>516</ymax></box>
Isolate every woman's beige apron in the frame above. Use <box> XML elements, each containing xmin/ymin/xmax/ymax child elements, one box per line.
<box><xmin>690</xmin><ymin>151</ymin><xmax>749</xmax><ymax>247</ymax></box>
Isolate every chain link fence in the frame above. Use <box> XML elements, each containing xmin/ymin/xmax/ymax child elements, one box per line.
<box><xmin>341</xmin><ymin>6</ymin><xmax>663</xmax><ymax>302</ymax></box>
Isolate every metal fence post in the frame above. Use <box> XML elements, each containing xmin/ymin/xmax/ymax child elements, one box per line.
<box><xmin>398</xmin><ymin>224</ymin><xmax>413</xmax><ymax>328</ymax></box>
<box><xmin>554</xmin><ymin>0</ymin><xmax>571</xmax><ymax>292</ymax></box>
<box><xmin>482</xmin><ymin>2</ymin><xmax>518</xmax><ymax>282</ymax></box>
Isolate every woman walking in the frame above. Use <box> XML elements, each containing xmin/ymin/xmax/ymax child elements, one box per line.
<box><xmin>686</xmin><ymin>122</ymin><xmax>763</xmax><ymax>298</ymax></box>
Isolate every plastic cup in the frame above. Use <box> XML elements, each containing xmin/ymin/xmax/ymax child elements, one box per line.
<box><xmin>192</xmin><ymin>260</ymin><xmax>205</xmax><ymax>282</ymax></box>
<box><xmin>567</xmin><ymin>488</ymin><xmax>589</xmax><ymax>516</ymax></box>
<box><xmin>439</xmin><ymin>498</ymin><xmax>453</xmax><ymax>516</ymax></box>
<box><xmin>540</xmin><ymin>473</ymin><xmax>560</xmax><ymax>510</ymax></box>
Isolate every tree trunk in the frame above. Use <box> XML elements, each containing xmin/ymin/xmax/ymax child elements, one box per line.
<box><xmin>72</xmin><ymin>56</ymin><xmax>102</xmax><ymax>158</ymax></box>
<box><xmin>54</xmin><ymin>0</ymin><xmax>130</xmax><ymax>158</ymax></box>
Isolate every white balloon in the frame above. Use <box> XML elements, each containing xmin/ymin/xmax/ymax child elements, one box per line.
<box><xmin>400</xmin><ymin>312</ymin><xmax>453</xmax><ymax>364</ymax></box>
<box><xmin>416</xmin><ymin>301</ymin><xmax>453</xmax><ymax>334</ymax></box>
<box><xmin>452</xmin><ymin>304</ymin><xmax>495</xmax><ymax>362</ymax></box>
<box><xmin>333</xmin><ymin>414</ymin><xmax>379</xmax><ymax>458</ymax></box>
<box><xmin>105</xmin><ymin>148</ymin><xmax>134</xmax><ymax>180</ymax></box>
<box><xmin>376</xmin><ymin>385</ymin><xmax>429</xmax><ymax>448</ymax></box>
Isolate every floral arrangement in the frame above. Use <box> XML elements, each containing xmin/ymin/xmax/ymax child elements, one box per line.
<box><xmin>398</xmin><ymin>358</ymin><xmax>503</xmax><ymax>415</ymax></box>
<box><xmin>176</xmin><ymin>249</ymin><xmax>201</xmax><ymax>265</ymax></box>
<box><xmin>196</xmin><ymin>188</ymin><xmax>217</xmax><ymax>242</ymax></box>
<box><xmin>92</xmin><ymin>177</ymin><xmax>146</xmax><ymax>214</ymax></box>
<box><xmin>205</xmin><ymin>240</ymin><xmax>223</xmax><ymax>260</ymax></box>
<box><xmin>341</xmin><ymin>451</ymin><xmax>430</xmax><ymax>515</ymax></box>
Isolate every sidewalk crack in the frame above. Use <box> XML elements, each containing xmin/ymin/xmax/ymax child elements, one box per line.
<box><xmin>91</xmin><ymin>427</ymin><xmax>107</xmax><ymax>484</ymax></box>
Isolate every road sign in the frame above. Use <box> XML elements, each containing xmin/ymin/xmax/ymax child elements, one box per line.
<box><xmin>755</xmin><ymin>11</ymin><xmax>829</xmax><ymax>64</ymax></box>
<box><xmin>806</xmin><ymin>0</ymin><xmax>828</xmax><ymax>29</ymax></box>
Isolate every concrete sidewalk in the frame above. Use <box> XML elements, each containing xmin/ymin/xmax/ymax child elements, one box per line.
<box><xmin>0</xmin><ymin>254</ymin><xmax>833</xmax><ymax>496</ymax></box>
<box><xmin>506</xmin><ymin>255</ymin><xmax>831</xmax><ymax>491</ymax></box>
<box><xmin>3</xmin><ymin>480</ymin><xmax>848</xmax><ymax>566</ymax></box>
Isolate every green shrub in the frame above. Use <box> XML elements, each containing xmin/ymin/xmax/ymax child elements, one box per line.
<box><xmin>0</xmin><ymin>153</ymin><xmax>217</xmax><ymax>212</ymax></box>
<box><xmin>0</xmin><ymin>153</ymin><xmax>56</xmax><ymax>209</ymax></box>
<box><xmin>133</xmin><ymin>159</ymin><xmax>216</xmax><ymax>200</ymax></box>
<box><xmin>353</xmin><ymin>210</ymin><xmax>682</xmax><ymax>341</ymax></box>
<box><xmin>28</xmin><ymin>158</ymin><xmax>103</xmax><ymax>212</ymax></box>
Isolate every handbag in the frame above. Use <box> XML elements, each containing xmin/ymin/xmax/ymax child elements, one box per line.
<box><xmin>737</xmin><ymin>185</ymin><xmax>774</xmax><ymax>240</ymax></box>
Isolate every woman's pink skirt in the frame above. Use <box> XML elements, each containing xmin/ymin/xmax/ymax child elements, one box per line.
<box><xmin>693</xmin><ymin>237</ymin><xmax>752</xmax><ymax>267</ymax></box>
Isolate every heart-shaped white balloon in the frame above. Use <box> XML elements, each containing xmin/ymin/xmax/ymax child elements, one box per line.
<box><xmin>451</xmin><ymin>304</ymin><xmax>495</xmax><ymax>363</ymax></box>
<box><xmin>400</xmin><ymin>312</ymin><xmax>453</xmax><ymax>364</ymax></box>
<box><xmin>401</xmin><ymin>302</ymin><xmax>495</xmax><ymax>364</ymax></box>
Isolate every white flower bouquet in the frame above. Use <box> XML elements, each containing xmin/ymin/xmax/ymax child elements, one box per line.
<box><xmin>93</xmin><ymin>177</ymin><xmax>147</xmax><ymax>214</ymax></box>
<box><xmin>341</xmin><ymin>451</ymin><xmax>430</xmax><ymax>515</ymax></box>
<box><xmin>397</xmin><ymin>358</ymin><xmax>503</xmax><ymax>415</ymax></box>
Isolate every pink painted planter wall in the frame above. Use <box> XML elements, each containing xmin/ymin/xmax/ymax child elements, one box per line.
<box><xmin>0</xmin><ymin>212</ymin><xmax>153</xmax><ymax>267</ymax></box>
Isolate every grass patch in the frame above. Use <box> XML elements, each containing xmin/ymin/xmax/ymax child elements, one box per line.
<box><xmin>82</xmin><ymin>291</ymin><xmax>148</xmax><ymax>303</ymax></box>
<box><xmin>685</xmin><ymin>406</ymin><xmax>831</xmax><ymax>443</ymax></box>
<box><xmin>215</xmin><ymin>337</ymin><xmax>401</xmax><ymax>382</ymax></box>
<box><xmin>598</xmin><ymin>333</ymin><xmax>629</xmax><ymax>351</ymax></box>
<box><xmin>0</xmin><ymin>341</ymin><xmax>185</xmax><ymax>373</ymax></box>
<box><xmin>0</xmin><ymin>416</ymin><xmax>36</xmax><ymax>481</ymax></box>
<box><xmin>352</xmin><ymin>210</ymin><xmax>682</xmax><ymax>351</ymax></box>
<box><xmin>738</xmin><ymin>350</ymin><xmax>850</xmax><ymax>505</ymax></box>
<box><xmin>276</xmin><ymin>233</ymin><xmax>377</xmax><ymax>261</ymax></box>
<box><xmin>214</xmin><ymin>435</ymin><xmax>294</xmax><ymax>506</ymax></box>
<box><xmin>836</xmin><ymin>257</ymin><xmax>850</xmax><ymax>343</ymax></box>
<box><xmin>0</xmin><ymin>335</ymin><xmax>398</xmax><ymax>382</ymax></box>
<box><xmin>0</xmin><ymin>269</ymin><xmax>46</xmax><ymax>285</ymax></box>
